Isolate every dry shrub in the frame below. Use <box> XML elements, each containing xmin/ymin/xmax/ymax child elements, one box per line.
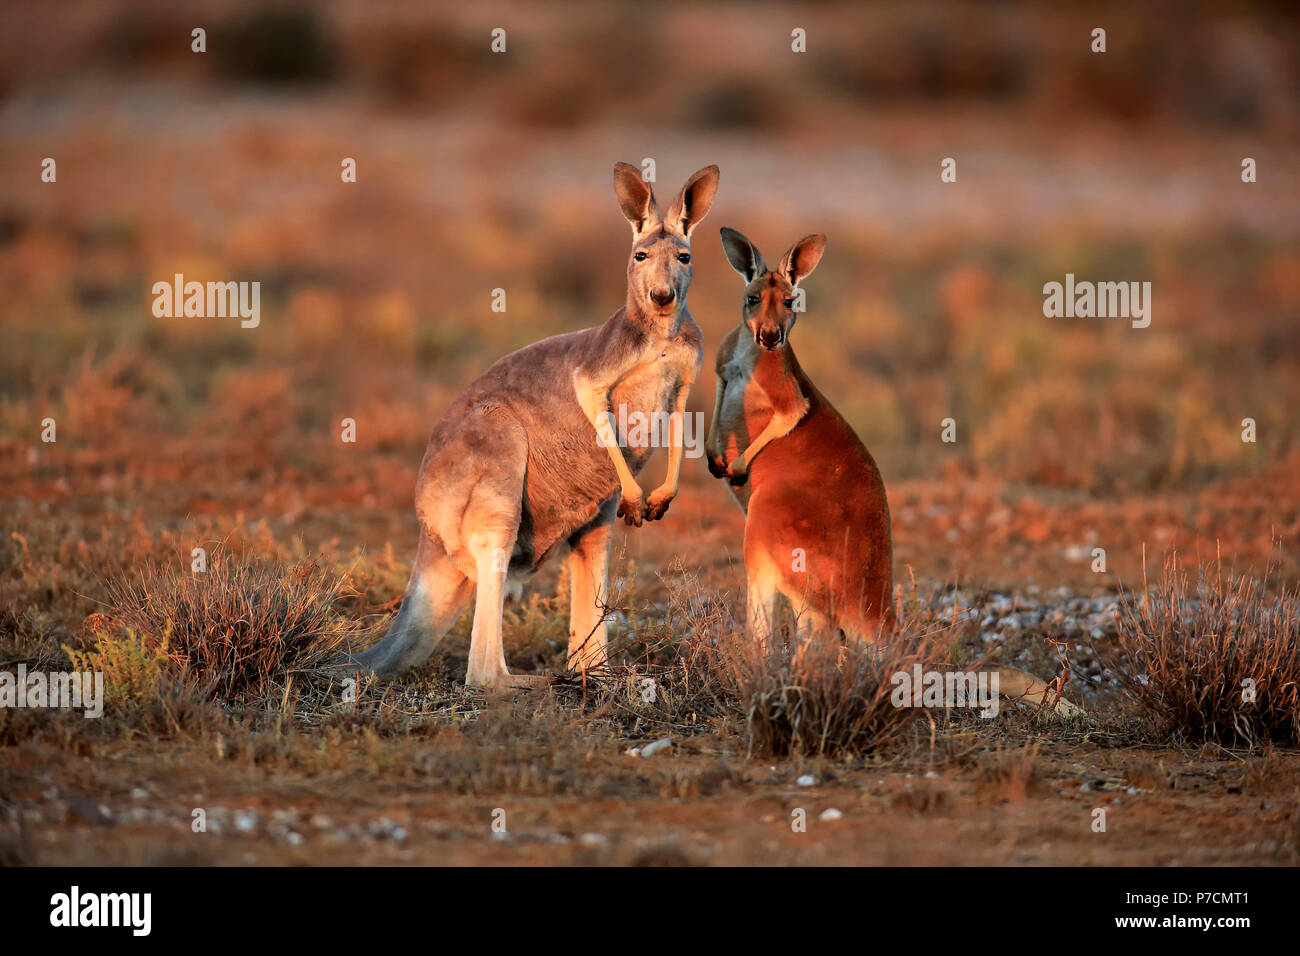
<box><xmin>0</xmin><ymin>625</ymin><xmax>223</xmax><ymax>745</ymax></box>
<box><xmin>693</xmin><ymin>608</ymin><xmax>938</xmax><ymax>758</ymax></box>
<box><xmin>738</xmin><ymin>636</ymin><xmax>930</xmax><ymax>757</ymax></box>
<box><xmin>101</xmin><ymin>550</ymin><xmax>357</xmax><ymax>700</ymax></box>
<box><xmin>65</xmin><ymin>627</ymin><xmax>169</xmax><ymax>713</ymax></box>
<box><xmin>130</xmin><ymin>679</ymin><xmax>226</xmax><ymax>737</ymax></box>
<box><xmin>59</xmin><ymin>623</ymin><xmax>221</xmax><ymax>736</ymax></box>
<box><xmin>638</xmin><ymin>565</ymin><xmax>951</xmax><ymax>757</ymax></box>
<box><xmin>1106</xmin><ymin>558</ymin><xmax>1300</xmax><ymax>747</ymax></box>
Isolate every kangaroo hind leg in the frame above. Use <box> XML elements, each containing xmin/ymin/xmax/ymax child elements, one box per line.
<box><xmin>349</xmin><ymin>534</ymin><xmax>472</xmax><ymax>678</ymax></box>
<box><xmin>457</xmin><ymin>409</ymin><xmax>547</xmax><ymax>690</ymax></box>
<box><xmin>566</xmin><ymin>506</ymin><xmax>615</xmax><ymax>674</ymax></box>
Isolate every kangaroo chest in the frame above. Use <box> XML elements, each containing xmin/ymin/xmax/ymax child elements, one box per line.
<box><xmin>716</xmin><ymin>344</ymin><xmax>776</xmax><ymax>461</ymax></box>
<box><xmin>610</xmin><ymin>333</ymin><xmax>699</xmax><ymax>466</ymax></box>
<box><xmin>715</xmin><ymin>342</ymin><xmax>778</xmax><ymax>512</ymax></box>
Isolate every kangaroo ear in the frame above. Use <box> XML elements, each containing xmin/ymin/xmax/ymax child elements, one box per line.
<box><xmin>720</xmin><ymin>227</ymin><xmax>766</xmax><ymax>283</ymax></box>
<box><xmin>613</xmin><ymin>162</ymin><xmax>660</xmax><ymax>235</ymax></box>
<box><xmin>664</xmin><ymin>165</ymin><xmax>720</xmax><ymax>238</ymax></box>
<box><xmin>777</xmin><ymin>234</ymin><xmax>826</xmax><ymax>287</ymax></box>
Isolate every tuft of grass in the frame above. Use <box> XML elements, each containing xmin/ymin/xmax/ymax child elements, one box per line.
<box><xmin>101</xmin><ymin>550</ymin><xmax>358</xmax><ymax>700</ymax></box>
<box><xmin>1106</xmin><ymin>557</ymin><xmax>1300</xmax><ymax>747</ymax></box>
<box><xmin>594</xmin><ymin>564</ymin><xmax>955</xmax><ymax>758</ymax></box>
<box><xmin>976</xmin><ymin>741</ymin><xmax>1043</xmax><ymax>802</ymax></box>
<box><xmin>724</xmin><ymin>630</ymin><xmax>935</xmax><ymax>758</ymax></box>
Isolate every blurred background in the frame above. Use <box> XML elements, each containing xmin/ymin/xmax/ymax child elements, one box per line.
<box><xmin>1</xmin><ymin>0</ymin><xmax>1297</xmax><ymax>598</ymax></box>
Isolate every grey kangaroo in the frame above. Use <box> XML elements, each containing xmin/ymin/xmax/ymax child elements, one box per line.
<box><xmin>349</xmin><ymin>163</ymin><xmax>719</xmax><ymax>688</ymax></box>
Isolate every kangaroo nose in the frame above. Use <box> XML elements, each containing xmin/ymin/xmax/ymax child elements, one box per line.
<box><xmin>758</xmin><ymin>328</ymin><xmax>784</xmax><ymax>349</ymax></box>
<box><xmin>650</xmin><ymin>287</ymin><xmax>675</xmax><ymax>308</ymax></box>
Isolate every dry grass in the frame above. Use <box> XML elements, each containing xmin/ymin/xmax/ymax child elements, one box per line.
<box><xmin>533</xmin><ymin>567</ymin><xmax>948</xmax><ymax>759</ymax></box>
<box><xmin>1106</xmin><ymin>557</ymin><xmax>1300</xmax><ymax>747</ymax></box>
<box><xmin>0</xmin><ymin>0</ymin><xmax>1297</xmax><ymax>867</ymax></box>
<box><xmin>733</xmin><ymin>636</ymin><xmax>933</xmax><ymax>758</ymax></box>
<box><xmin>683</xmin><ymin>593</ymin><xmax>941</xmax><ymax>757</ymax></box>
<box><xmin>976</xmin><ymin>740</ymin><xmax>1044</xmax><ymax>802</ymax></box>
<box><xmin>99</xmin><ymin>549</ymin><xmax>359</xmax><ymax>700</ymax></box>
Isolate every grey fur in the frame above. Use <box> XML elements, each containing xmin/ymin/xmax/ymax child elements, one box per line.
<box><xmin>347</xmin><ymin>163</ymin><xmax>720</xmax><ymax>687</ymax></box>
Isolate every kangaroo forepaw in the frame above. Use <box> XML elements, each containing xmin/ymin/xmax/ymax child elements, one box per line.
<box><xmin>707</xmin><ymin>456</ymin><xmax>728</xmax><ymax>479</ymax></box>
<box><xmin>725</xmin><ymin>461</ymin><xmax>749</xmax><ymax>486</ymax></box>
<box><xmin>644</xmin><ymin>489</ymin><xmax>675</xmax><ymax>521</ymax></box>
<box><xmin>617</xmin><ymin>494</ymin><xmax>646</xmax><ymax>527</ymax></box>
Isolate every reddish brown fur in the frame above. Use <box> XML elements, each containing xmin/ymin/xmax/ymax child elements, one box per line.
<box><xmin>708</xmin><ymin>227</ymin><xmax>1081</xmax><ymax>717</ymax></box>
<box><xmin>707</xmin><ymin>229</ymin><xmax>893</xmax><ymax>639</ymax></box>
<box><xmin>739</xmin><ymin>335</ymin><xmax>894</xmax><ymax>634</ymax></box>
<box><xmin>712</xmin><ymin>323</ymin><xmax>894</xmax><ymax>638</ymax></box>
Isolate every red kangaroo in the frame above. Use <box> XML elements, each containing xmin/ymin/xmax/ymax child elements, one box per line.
<box><xmin>706</xmin><ymin>226</ymin><xmax>1080</xmax><ymax>717</ymax></box>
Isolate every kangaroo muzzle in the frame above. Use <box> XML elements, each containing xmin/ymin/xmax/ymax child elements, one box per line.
<box><xmin>650</xmin><ymin>286</ymin><xmax>676</xmax><ymax>308</ymax></box>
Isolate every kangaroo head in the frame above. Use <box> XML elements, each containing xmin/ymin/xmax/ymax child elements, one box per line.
<box><xmin>614</xmin><ymin>163</ymin><xmax>719</xmax><ymax>319</ymax></box>
<box><xmin>719</xmin><ymin>228</ymin><xmax>826</xmax><ymax>351</ymax></box>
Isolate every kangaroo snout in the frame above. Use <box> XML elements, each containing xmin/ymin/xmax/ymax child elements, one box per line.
<box><xmin>756</xmin><ymin>326</ymin><xmax>784</xmax><ymax>350</ymax></box>
<box><xmin>650</xmin><ymin>286</ymin><xmax>676</xmax><ymax>308</ymax></box>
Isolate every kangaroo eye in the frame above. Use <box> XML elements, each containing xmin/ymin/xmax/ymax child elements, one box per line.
<box><xmin>634</xmin><ymin>252</ymin><xmax>647</xmax><ymax>262</ymax></box>
<box><xmin>783</xmin><ymin>298</ymin><xmax>795</xmax><ymax>308</ymax></box>
<box><xmin>677</xmin><ymin>253</ymin><xmax>691</xmax><ymax>264</ymax></box>
<box><xmin>746</xmin><ymin>295</ymin><xmax>760</xmax><ymax>306</ymax></box>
